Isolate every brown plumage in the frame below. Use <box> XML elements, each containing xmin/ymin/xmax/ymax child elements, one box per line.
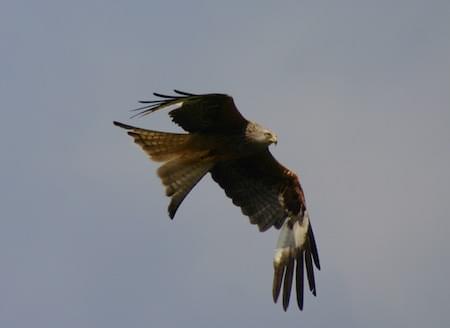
<box><xmin>114</xmin><ymin>90</ymin><xmax>320</xmax><ymax>311</ymax></box>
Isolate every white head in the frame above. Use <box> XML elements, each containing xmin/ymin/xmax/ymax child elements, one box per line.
<box><xmin>245</xmin><ymin>122</ymin><xmax>278</xmax><ymax>146</ymax></box>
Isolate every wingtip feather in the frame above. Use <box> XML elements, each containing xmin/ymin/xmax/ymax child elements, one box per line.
<box><xmin>272</xmin><ymin>265</ymin><xmax>284</xmax><ymax>303</ymax></box>
<box><xmin>173</xmin><ymin>89</ymin><xmax>197</xmax><ymax>96</ymax></box>
<box><xmin>282</xmin><ymin>257</ymin><xmax>294</xmax><ymax>310</ymax></box>
<box><xmin>308</xmin><ymin>225</ymin><xmax>321</xmax><ymax>270</ymax></box>
<box><xmin>113</xmin><ymin>121</ymin><xmax>135</xmax><ymax>130</ymax></box>
<box><xmin>305</xmin><ymin>249</ymin><xmax>317</xmax><ymax>296</ymax></box>
<box><xmin>296</xmin><ymin>252</ymin><xmax>304</xmax><ymax>310</ymax></box>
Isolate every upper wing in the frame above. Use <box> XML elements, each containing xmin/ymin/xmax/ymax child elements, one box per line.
<box><xmin>131</xmin><ymin>90</ymin><xmax>248</xmax><ymax>133</ymax></box>
<box><xmin>210</xmin><ymin>149</ymin><xmax>306</xmax><ymax>232</ymax></box>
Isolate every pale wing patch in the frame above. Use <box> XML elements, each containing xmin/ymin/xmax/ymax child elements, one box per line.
<box><xmin>272</xmin><ymin>212</ymin><xmax>318</xmax><ymax>311</ymax></box>
<box><xmin>293</xmin><ymin>211</ymin><xmax>309</xmax><ymax>250</ymax></box>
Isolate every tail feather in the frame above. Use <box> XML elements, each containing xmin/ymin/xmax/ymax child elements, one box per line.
<box><xmin>114</xmin><ymin>121</ymin><xmax>189</xmax><ymax>162</ymax></box>
<box><xmin>157</xmin><ymin>155</ymin><xmax>214</xmax><ymax>218</ymax></box>
<box><xmin>114</xmin><ymin>121</ymin><xmax>215</xmax><ymax>218</ymax></box>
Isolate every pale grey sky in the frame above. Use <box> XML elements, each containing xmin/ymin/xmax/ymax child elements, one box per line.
<box><xmin>1</xmin><ymin>0</ymin><xmax>450</xmax><ymax>327</ymax></box>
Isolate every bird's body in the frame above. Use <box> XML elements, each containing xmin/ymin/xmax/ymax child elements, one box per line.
<box><xmin>114</xmin><ymin>90</ymin><xmax>320</xmax><ymax>311</ymax></box>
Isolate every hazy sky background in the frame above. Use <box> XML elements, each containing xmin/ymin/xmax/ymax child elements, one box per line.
<box><xmin>1</xmin><ymin>0</ymin><xmax>450</xmax><ymax>327</ymax></box>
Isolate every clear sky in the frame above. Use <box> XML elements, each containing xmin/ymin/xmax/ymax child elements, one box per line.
<box><xmin>1</xmin><ymin>0</ymin><xmax>450</xmax><ymax>327</ymax></box>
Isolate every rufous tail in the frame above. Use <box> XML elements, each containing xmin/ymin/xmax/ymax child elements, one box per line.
<box><xmin>114</xmin><ymin>121</ymin><xmax>215</xmax><ymax>217</ymax></box>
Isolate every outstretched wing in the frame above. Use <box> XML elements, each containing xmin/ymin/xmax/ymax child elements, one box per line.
<box><xmin>132</xmin><ymin>90</ymin><xmax>248</xmax><ymax>134</ymax></box>
<box><xmin>210</xmin><ymin>149</ymin><xmax>320</xmax><ymax>310</ymax></box>
<box><xmin>210</xmin><ymin>149</ymin><xmax>304</xmax><ymax>232</ymax></box>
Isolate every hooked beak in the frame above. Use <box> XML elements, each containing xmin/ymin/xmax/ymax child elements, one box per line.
<box><xmin>270</xmin><ymin>134</ymin><xmax>278</xmax><ymax>145</ymax></box>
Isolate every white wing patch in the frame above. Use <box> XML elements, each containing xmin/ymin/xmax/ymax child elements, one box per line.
<box><xmin>162</xmin><ymin>101</ymin><xmax>184</xmax><ymax>112</ymax></box>
<box><xmin>293</xmin><ymin>211</ymin><xmax>309</xmax><ymax>250</ymax></box>
<box><xmin>274</xmin><ymin>223</ymin><xmax>295</xmax><ymax>265</ymax></box>
<box><xmin>274</xmin><ymin>211</ymin><xmax>309</xmax><ymax>264</ymax></box>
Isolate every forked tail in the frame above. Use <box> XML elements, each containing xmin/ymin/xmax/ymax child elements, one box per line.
<box><xmin>114</xmin><ymin>121</ymin><xmax>214</xmax><ymax>217</ymax></box>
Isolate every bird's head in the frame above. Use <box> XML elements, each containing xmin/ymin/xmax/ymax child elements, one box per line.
<box><xmin>245</xmin><ymin>122</ymin><xmax>278</xmax><ymax>146</ymax></box>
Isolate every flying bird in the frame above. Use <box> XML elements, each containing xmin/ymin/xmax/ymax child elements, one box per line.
<box><xmin>114</xmin><ymin>90</ymin><xmax>320</xmax><ymax>311</ymax></box>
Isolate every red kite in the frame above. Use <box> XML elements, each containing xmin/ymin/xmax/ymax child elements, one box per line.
<box><xmin>114</xmin><ymin>90</ymin><xmax>320</xmax><ymax>310</ymax></box>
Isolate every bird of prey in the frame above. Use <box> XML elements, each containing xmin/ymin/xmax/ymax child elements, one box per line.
<box><xmin>114</xmin><ymin>90</ymin><xmax>320</xmax><ymax>311</ymax></box>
